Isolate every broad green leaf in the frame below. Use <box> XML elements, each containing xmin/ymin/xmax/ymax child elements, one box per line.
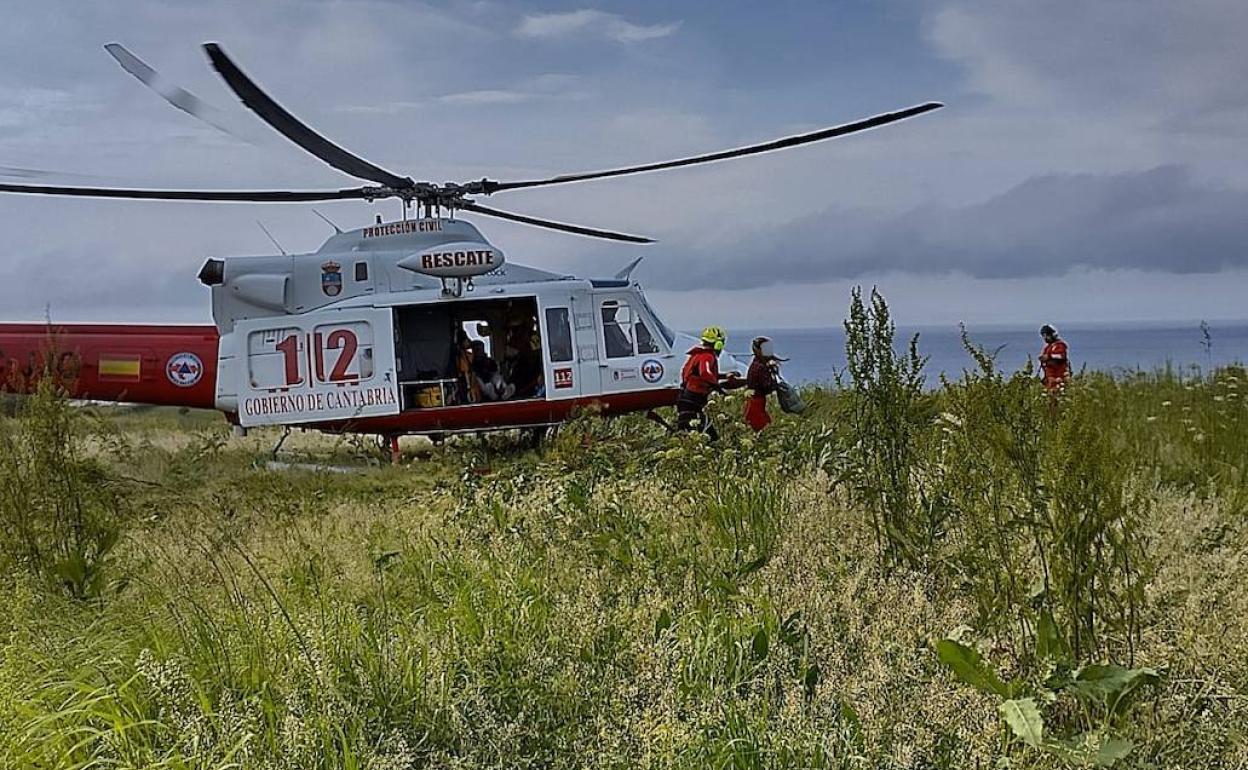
<box><xmin>1094</xmin><ymin>736</ymin><xmax>1134</xmax><ymax>767</ymax></box>
<box><xmin>1071</xmin><ymin>665</ymin><xmax>1159</xmax><ymax>714</ymax></box>
<box><xmin>1042</xmin><ymin>732</ymin><xmax>1134</xmax><ymax>768</ymax></box>
<box><xmin>654</xmin><ymin>608</ymin><xmax>673</xmax><ymax>640</ymax></box>
<box><xmin>737</xmin><ymin>555</ymin><xmax>768</xmax><ymax>577</ymax></box>
<box><xmin>752</xmin><ymin>627</ymin><xmax>769</xmax><ymax>660</ymax></box>
<box><xmin>1036</xmin><ymin>609</ymin><xmax>1070</xmax><ymax>662</ymax></box>
<box><xmin>780</xmin><ymin>611</ymin><xmax>805</xmax><ymax>646</ymax></box>
<box><xmin>936</xmin><ymin>638</ymin><xmax>1011</xmax><ymax>697</ymax></box>
<box><xmin>999</xmin><ymin>698</ymin><xmax>1044</xmax><ymax>747</ymax></box>
<box><xmin>804</xmin><ymin>664</ymin><xmax>821</xmax><ymax>699</ymax></box>
<box><xmin>840</xmin><ymin>700</ymin><xmax>865</xmax><ymax>750</ymax></box>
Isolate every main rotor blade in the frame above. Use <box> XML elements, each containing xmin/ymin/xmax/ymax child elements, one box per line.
<box><xmin>203</xmin><ymin>43</ymin><xmax>414</xmax><ymax>189</ymax></box>
<box><xmin>460</xmin><ymin>201</ymin><xmax>654</xmax><ymax>243</ymax></box>
<box><xmin>0</xmin><ymin>183</ymin><xmax>373</xmax><ymax>202</ymax></box>
<box><xmin>105</xmin><ymin>43</ymin><xmax>262</xmax><ymax>144</ymax></box>
<box><xmin>484</xmin><ymin>102</ymin><xmax>943</xmax><ymax>193</ymax></box>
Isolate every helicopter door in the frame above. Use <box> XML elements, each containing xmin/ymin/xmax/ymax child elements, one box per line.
<box><xmin>596</xmin><ymin>295</ymin><xmax>666</xmax><ymax>394</ymax></box>
<box><xmin>233</xmin><ymin>308</ymin><xmax>400</xmax><ymax>427</ymax></box>
<box><xmin>539</xmin><ymin>303</ymin><xmax>581</xmax><ymax>398</ymax></box>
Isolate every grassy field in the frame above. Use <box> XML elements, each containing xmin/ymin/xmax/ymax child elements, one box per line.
<box><xmin>2</xmin><ymin>297</ymin><xmax>1246</xmax><ymax>769</ymax></box>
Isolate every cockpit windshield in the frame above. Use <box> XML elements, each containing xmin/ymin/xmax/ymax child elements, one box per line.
<box><xmin>636</xmin><ymin>290</ymin><xmax>675</xmax><ymax>346</ymax></box>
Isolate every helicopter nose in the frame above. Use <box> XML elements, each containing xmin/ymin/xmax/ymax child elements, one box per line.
<box><xmin>719</xmin><ymin>351</ymin><xmax>746</xmax><ymax>376</ymax></box>
<box><xmin>198</xmin><ymin>258</ymin><xmax>225</xmax><ymax>286</ymax></box>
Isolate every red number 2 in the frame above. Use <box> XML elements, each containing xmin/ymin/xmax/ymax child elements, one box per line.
<box><xmin>326</xmin><ymin>329</ymin><xmax>359</xmax><ymax>382</ymax></box>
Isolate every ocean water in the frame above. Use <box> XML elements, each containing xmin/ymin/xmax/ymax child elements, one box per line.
<box><xmin>724</xmin><ymin>322</ymin><xmax>1248</xmax><ymax>386</ymax></box>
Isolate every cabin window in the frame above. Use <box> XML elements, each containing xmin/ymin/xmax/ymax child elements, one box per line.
<box><xmin>354</xmin><ymin>261</ymin><xmax>369</xmax><ymax>282</ymax></box>
<box><xmin>545</xmin><ymin>307</ymin><xmax>573</xmax><ymax>362</ymax></box>
<box><xmin>602</xmin><ymin>301</ymin><xmax>635</xmax><ymax>359</ymax></box>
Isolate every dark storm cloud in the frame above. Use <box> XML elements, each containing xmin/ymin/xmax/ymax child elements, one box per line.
<box><xmin>661</xmin><ymin>165</ymin><xmax>1248</xmax><ymax>290</ymax></box>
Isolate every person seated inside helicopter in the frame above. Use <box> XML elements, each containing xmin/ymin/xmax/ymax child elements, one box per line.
<box><xmin>635</xmin><ymin>320</ymin><xmax>660</xmax><ymax>355</ymax></box>
<box><xmin>602</xmin><ymin>302</ymin><xmax>660</xmax><ymax>358</ymax></box>
<box><xmin>453</xmin><ymin>333</ymin><xmax>480</xmax><ymax>404</ymax></box>
<box><xmin>469</xmin><ymin>339</ymin><xmax>516</xmax><ymax>401</ymax></box>
<box><xmin>503</xmin><ymin>321</ymin><xmax>543</xmax><ymax>399</ymax></box>
<box><xmin>602</xmin><ymin>305</ymin><xmax>633</xmax><ymax>359</ymax></box>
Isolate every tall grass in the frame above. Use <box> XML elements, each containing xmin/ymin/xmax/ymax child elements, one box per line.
<box><xmin>0</xmin><ymin>378</ymin><xmax>126</xmax><ymax>598</ymax></box>
<box><xmin>1</xmin><ymin>298</ymin><xmax>1246</xmax><ymax>768</ymax></box>
<box><xmin>937</xmin><ymin>333</ymin><xmax>1146</xmax><ymax>663</ymax></box>
<box><xmin>839</xmin><ymin>286</ymin><xmax>935</xmax><ymax>567</ymax></box>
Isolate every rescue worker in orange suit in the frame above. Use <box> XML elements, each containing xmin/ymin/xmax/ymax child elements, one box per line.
<box><xmin>677</xmin><ymin>326</ymin><xmax>744</xmax><ymax>440</ymax></box>
<box><xmin>744</xmin><ymin>336</ymin><xmax>785</xmax><ymax>432</ymax></box>
<box><xmin>1039</xmin><ymin>324</ymin><xmax>1071</xmax><ymax>391</ymax></box>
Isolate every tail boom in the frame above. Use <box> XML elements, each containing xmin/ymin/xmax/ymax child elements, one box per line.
<box><xmin>0</xmin><ymin>323</ymin><xmax>219</xmax><ymax>409</ymax></box>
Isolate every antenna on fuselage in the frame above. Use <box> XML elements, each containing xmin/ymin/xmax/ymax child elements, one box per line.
<box><xmin>310</xmin><ymin>208</ymin><xmax>343</xmax><ymax>234</ymax></box>
<box><xmin>614</xmin><ymin>256</ymin><xmax>644</xmax><ymax>281</ymax></box>
<box><xmin>255</xmin><ymin>220</ymin><xmax>287</xmax><ymax>255</ymax></box>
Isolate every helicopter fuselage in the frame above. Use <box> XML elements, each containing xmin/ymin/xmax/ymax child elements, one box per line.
<box><xmin>1</xmin><ymin>218</ymin><xmax>720</xmax><ymax>437</ymax></box>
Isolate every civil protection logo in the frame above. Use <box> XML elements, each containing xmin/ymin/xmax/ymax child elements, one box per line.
<box><xmin>166</xmin><ymin>352</ymin><xmax>203</xmax><ymax>387</ymax></box>
<box><xmin>641</xmin><ymin>358</ymin><xmax>664</xmax><ymax>384</ymax></box>
<box><xmin>321</xmin><ymin>260</ymin><xmax>343</xmax><ymax>297</ymax></box>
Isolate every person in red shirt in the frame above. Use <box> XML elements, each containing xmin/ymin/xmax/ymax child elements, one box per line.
<box><xmin>744</xmin><ymin>336</ymin><xmax>786</xmax><ymax>432</ymax></box>
<box><xmin>677</xmin><ymin>325</ymin><xmax>743</xmax><ymax>439</ymax></box>
<box><xmin>1039</xmin><ymin>324</ymin><xmax>1071</xmax><ymax>391</ymax></box>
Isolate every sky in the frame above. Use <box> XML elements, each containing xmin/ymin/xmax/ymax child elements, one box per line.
<box><xmin>0</xmin><ymin>0</ymin><xmax>1245</xmax><ymax>331</ymax></box>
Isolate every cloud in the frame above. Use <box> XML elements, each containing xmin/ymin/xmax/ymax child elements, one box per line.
<box><xmin>926</xmin><ymin>0</ymin><xmax>1248</xmax><ymax>123</ymax></box>
<box><xmin>1</xmin><ymin>0</ymin><xmax>1246</xmax><ymax>330</ymax></box>
<box><xmin>515</xmin><ymin>9</ymin><xmax>680</xmax><ymax>44</ymax></box>
<box><xmin>0</xmin><ymin>86</ymin><xmax>91</xmax><ymax>134</ymax></box>
<box><xmin>336</xmin><ymin>74</ymin><xmax>588</xmax><ymax>112</ymax></box>
<box><xmin>439</xmin><ymin>73</ymin><xmax>588</xmax><ymax>106</ymax></box>
<box><xmin>658</xmin><ymin>165</ymin><xmax>1248</xmax><ymax>290</ymax></box>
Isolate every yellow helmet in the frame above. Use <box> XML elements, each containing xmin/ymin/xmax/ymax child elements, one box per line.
<box><xmin>700</xmin><ymin>325</ymin><xmax>726</xmax><ymax>352</ymax></box>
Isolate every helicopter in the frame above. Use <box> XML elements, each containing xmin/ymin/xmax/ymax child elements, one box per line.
<box><xmin>0</xmin><ymin>43</ymin><xmax>941</xmax><ymax>453</ymax></box>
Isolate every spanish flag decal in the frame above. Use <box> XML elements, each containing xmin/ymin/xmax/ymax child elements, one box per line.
<box><xmin>98</xmin><ymin>354</ymin><xmax>142</xmax><ymax>381</ymax></box>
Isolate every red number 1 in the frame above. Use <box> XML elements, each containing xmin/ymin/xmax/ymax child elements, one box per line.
<box><xmin>276</xmin><ymin>335</ymin><xmax>302</xmax><ymax>385</ymax></box>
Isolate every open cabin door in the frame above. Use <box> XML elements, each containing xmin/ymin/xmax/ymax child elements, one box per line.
<box><xmin>233</xmin><ymin>308</ymin><xmax>399</xmax><ymax>427</ymax></box>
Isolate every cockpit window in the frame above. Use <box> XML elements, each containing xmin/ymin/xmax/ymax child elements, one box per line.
<box><xmin>636</xmin><ymin>291</ymin><xmax>675</xmax><ymax>346</ymax></box>
<box><xmin>635</xmin><ymin>318</ymin><xmax>660</xmax><ymax>354</ymax></box>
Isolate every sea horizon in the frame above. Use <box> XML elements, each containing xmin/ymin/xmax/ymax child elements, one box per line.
<box><xmin>715</xmin><ymin>319</ymin><xmax>1248</xmax><ymax>386</ymax></box>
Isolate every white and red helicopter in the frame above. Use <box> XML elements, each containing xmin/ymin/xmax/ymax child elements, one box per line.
<box><xmin>0</xmin><ymin>43</ymin><xmax>941</xmax><ymax>450</ymax></box>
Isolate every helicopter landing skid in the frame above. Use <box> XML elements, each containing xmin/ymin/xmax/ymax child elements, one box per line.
<box><xmin>371</xmin><ymin>434</ymin><xmax>403</xmax><ymax>465</ymax></box>
<box><xmin>270</xmin><ymin>425</ymin><xmax>292</xmax><ymax>460</ymax></box>
<box><xmin>645</xmin><ymin>409</ymin><xmax>674</xmax><ymax>433</ymax></box>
